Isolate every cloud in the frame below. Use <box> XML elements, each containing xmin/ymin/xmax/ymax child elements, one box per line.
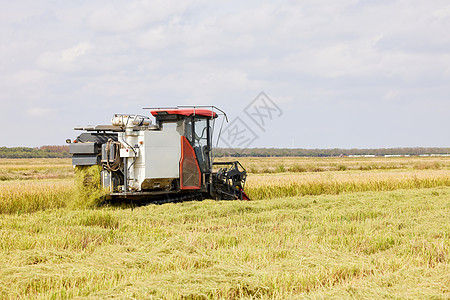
<box><xmin>61</xmin><ymin>42</ymin><xmax>91</xmax><ymax>62</ymax></box>
<box><xmin>37</xmin><ymin>42</ymin><xmax>92</xmax><ymax>72</ymax></box>
<box><xmin>86</xmin><ymin>0</ymin><xmax>202</xmax><ymax>33</ymax></box>
<box><xmin>26</xmin><ymin>107</ymin><xmax>55</xmax><ymax>117</ymax></box>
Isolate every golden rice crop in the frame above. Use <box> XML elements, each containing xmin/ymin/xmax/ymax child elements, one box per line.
<box><xmin>0</xmin><ymin>158</ymin><xmax>449</xmax><ymax>298</ymax></box>
<box><xmin>0</xmin><ymin>158</ymin><xmax>71</xmax><ymax>166</ymax></box>
<box><xmin>245</xmin><ymin>169</ymin><xmax>450</xmax><ymax>199</ymax></box>
<box><xmin>0</xmin><ymin>187</ymin><xmax>448</xmax><ymax>298</ymax></box>
<box><xmin>216</xmin><ymin>156</ymin><xmax>450</xmax><ymax>174</ymax></box>
<box><xmin>0</xmin><ymin>166</ymin><xmax>108</xmax><ymax>214</ymax></box>
<box><xmin>0</xmin><ymin>158</ymin><xmax>73</xmax><ymax>181</ymax></box>
<box><xmin>0</xmin><ymin>180</ymin><xmax>74</xmax><ymax>214</ymax></box>
<box><xmin>0</xmin><ymin>166</ymin><xmax>73</xmax><ymax>181</ymax></box>
<box><xmin>0</xmin><ymin>157</ymin><xmax>449</xmax><ymax>214</ymax></box>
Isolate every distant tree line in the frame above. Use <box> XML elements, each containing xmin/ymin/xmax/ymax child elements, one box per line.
<box><xmin>212</xmin><ymin>147</ymin><xmax>450</xmax><ymax>157</ymax></box>
<box><xmin>0</xmin><ymin>146</ymin><xmax>70</xmax><ymax>158</ymax></box>
<box><xmin>0</xmin><ymin>146</ymin><xmax>449</xmax><ymax>159</ymax></box>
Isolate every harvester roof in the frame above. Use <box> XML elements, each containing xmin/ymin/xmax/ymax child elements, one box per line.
<box><xmin>151</xmin><ymin>109</ymin><xmax>218</xmax><ymax>118</ymax></box>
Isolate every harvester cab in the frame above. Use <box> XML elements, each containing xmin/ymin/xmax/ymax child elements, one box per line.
<box><xmin>69</xmin><ymin>106</ymin><xmax>249</xmax><ymax>202</ymax></box>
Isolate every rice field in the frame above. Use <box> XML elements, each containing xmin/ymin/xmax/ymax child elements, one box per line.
<box><xmin>0</xmin><ymin>156</ymin><xmax>449</xmax><ymax>298</ymax></box>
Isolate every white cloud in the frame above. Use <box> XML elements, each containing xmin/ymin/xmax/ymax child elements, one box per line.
<box><xmin>61</xmin><ymin>42</ymin><xmax>91</xmax><ymax>62</ymax></box>
<box><xmin>384</xmin><ymin>90</ymin><xmax>400</xmax><ymax>101</ymax></box>
<box><xmin>26</xmin><ymin>107</ymin><xmax>55</xmax><ymax>117</ymax></box>
<box><xmin>86</xmin><ymin>0</ymin><xmax>202</xmax><ymax>33</ymax></box>
<box><xmin>38</xmin><ymin>42</ymin><xmax>92</xmax><ymax>72</ymax></box>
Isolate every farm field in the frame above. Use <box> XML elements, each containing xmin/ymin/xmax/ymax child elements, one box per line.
<box><xmin>0</xmin><ymin>156</ymin><xmax>449</xmax><ymax>298</ymax></box>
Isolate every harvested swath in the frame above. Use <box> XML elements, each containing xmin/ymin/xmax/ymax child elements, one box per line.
<box><xmin>73</xmin><ymin>166</ymin><xmax>109</xmax><ymax>209</ymax></box>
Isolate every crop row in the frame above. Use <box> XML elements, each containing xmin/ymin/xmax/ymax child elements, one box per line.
<box><xmin>246</xmin><ymin>170</ymin><xmax>450</xmax><ymax>200</ymax></box>
<box><xmin>1</xmin><ymin>169</ymin><xmax>449</xmax><ymax>214</ymax></box>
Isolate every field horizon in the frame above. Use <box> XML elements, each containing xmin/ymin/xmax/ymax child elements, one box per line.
<box><xmin>1</xmin><ymin>146</ymin><xmax>449</xmax><ymax>159</ymax></box>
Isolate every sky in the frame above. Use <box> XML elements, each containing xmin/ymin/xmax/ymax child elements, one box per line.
<box><xmin>1</xmin><ymin>0</ymin><xmax>449</xmax><ymax>148</ymax></box>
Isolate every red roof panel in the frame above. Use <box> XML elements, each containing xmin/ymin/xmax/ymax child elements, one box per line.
<box><xmin>151</xmin><ymin>109</ymin><xmax>218</xmax><ymax>118</ymax></box>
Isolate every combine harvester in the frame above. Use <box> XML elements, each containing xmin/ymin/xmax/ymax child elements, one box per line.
<box><xmin>68</xmin><ymin>106</ymin><xmax>249</xmax><ymax>203</ymax></box>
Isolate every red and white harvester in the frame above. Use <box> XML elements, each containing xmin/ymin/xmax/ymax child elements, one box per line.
<box><xmin>68</xmin><ymin>106</ymin><xmax>249</xmax><ymax>203</ymax></box>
